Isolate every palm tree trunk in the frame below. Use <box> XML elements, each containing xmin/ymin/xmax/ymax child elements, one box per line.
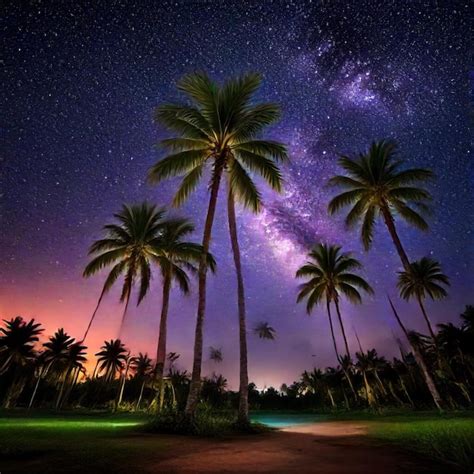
<box><xmin>388</xmin><ymin>296</ymin><xmax>443</xmax><ymax>411</ymax></box>
<box><xmin>326</xmin><ymin>300</ymin><xmax>340</xmax><ymax>362</ymax></box>
<box><xmin>399</xmin><ymin>375</ymin><xmax>414</xmax><ymax>407</ymax></box>
<box><xmin>28</xmin><ymin>361</ymin><xmax>53</xmax><ymax>410</ymax></box>
<box><xmin>417</xmin><ymin>297</ymin><xmax>437</xmax><ymax>340</ymax></box>
<box><xmin>227</xmin><ymin>190</ymin><xmax>249</xmax><ymax>425</ymax></box>
<box><xmin>362</xmin><ymin>371</ymin><xmax>376</xmax><ymax>408</ymax></box>
<box><xmin>155</xmin><ymin>271</ymin><xmax>171</xmax><ymax>411</ymax></box>
<box><xmin>334</xmin><ymin>297</ymin><xmax>351</xmax><ymax>360</ymax></box>
<box><xmin>56</xmin><ymin>368</ymin><xmax>71</xmax><ymax>410</ymax></box>
<box><xmin>83</xmin><ymin>288</ymin><xmax>106</xmax><ymax>341</ymax></box>
<box><xmin>374</xmin><ymin>370</ymin><xmax>388</xmax><ymax>396</ymax></box>
<box><xmin>118</xmin><ymin>292</ymin><xmax>131</xmax><ymax>340</ymax></box>
<box><xmin>92</xmin><ymin>359</ymin><xmax>100</xmax><ymax>379</ymax></box>
<box><xmin>185</xmin><ymin>156</ymin><xmax>225</xmax><ymax>419</ymax></box>
<box><xmin>136</xmin><ymin>379</ymin><xmax>146</xmax><ymax>410</ymax></box>
<box><xmin>327</xmin><ymin>388</ymin><xmax>336</xmax><ymax>408</ymax></box>
<box><xmin>380</xmin><ymin>203</ymin><xmax>411</xmax><ymax>271</ymax></box>
<box><xmin>117</xmin><ymin>355</ymin><xmax>131</xmax><ymax>406</ymax></box>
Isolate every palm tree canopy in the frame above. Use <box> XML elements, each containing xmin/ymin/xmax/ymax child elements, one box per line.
<box><xmin>95</xmin><ymin>339</ymin><xmax>128</xmax><ymax>377</ymax></box>
<box><xmin>148</xmin><ymin>72</ymin><xmax>288</xmax><ymax>212</ymax></box>
<box><xmin>84</xmin><ymin>202</ymin><xmax>167</xmax><ymax>306</ymax></box>
<box><xmin>132</xmin><ymin>352</ymin><xmax>153</xmax><ymax>378</ymax></box>
<box><xmin>296</xmin><ymin>243</ymin><xmax>373</xmax><ymax>313</ymax></box>
<box><xmin>151</xmin><ymin>216</ymin><xmax>216</xmax><ymax>294</ymax></box>
<box><xmin>328</xmin><ymin>140</ymin><xmax>433</xmax><ymax>250</ymax></box>
<box><xmin>254</xmin><ymin>321</ymin><xmax>276</xmax><ymax>340</ymax></box>
<box><xmin>0</xmin><ymin>317</ymin><xmax>43</xmax><ymax>369</ymax></box>
<box><xmin>397</xmin><ymin>257</ymin><xmax>450</xmax><ymax>301</ymax></box>
<box><xmin>209</xmin><ymin>346</ymin><xmax>223</xmax><ymax>363</ymax></box>
<box><xmin>42</xmin><ymin>328</ymin><xmax>76</xmax><ymax>364</ymax></box>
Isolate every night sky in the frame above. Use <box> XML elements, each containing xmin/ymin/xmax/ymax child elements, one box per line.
<box><xmin>2</xmin><ymin>1</ymin><xmax>473</xmax><ymax>389</ymax></box>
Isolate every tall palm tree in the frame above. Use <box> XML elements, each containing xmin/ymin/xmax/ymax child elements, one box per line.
<box><xmin>151</xmin><ymin>217</ymin><xmax>215</xmax><ymax>410</ymax></box>
<box><xmin>95</xmin><ymin>339</ymin><xmax>128</xmax><ymax>383</ymax></box>
<box><xmin>29</xmin><ymin>328</ymin><xmax>75</xmax><ymax>409</ymax></box>
<box><xmin>83</xmin><ymin>202</ymin><xmax>166</xmax><ymax>340</ymax></box>
<box><xmin>397</xmin><ymin>257</ymin><xmax>450</xmax><ymax>339</ymax></box>
<box><xmin>254</xmin><ymin>322</ymin><xmax>276</xmax><ymax>340</ymax></box>
<box><xmin>328</xmin><ymin>140</ymin><xmax>433</xmax><ymax>271</ymax></box>
<box><xmin>296</xmin><ymin>244</ymin><xmax>373</xmax><ymax>361</ymax></box>
<box><xmin>148</xmin><ymin>72</ymin><xmax>286</xmax><ymax>419</ymax></box>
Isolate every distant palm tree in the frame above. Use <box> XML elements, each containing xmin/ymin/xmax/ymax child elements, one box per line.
<box><xmin>460</xmin><ymin>305</ymin><xmax>474</xmax><ymax>334</ymax></box>
<box><xmin>152</xmin><ymin>217</ymin><xmax>215</xmax><ymax>410</ymax></box>
<box><xmin>95</xmin><ymin>339</ymin><xmax>128</xmax><ymax>383</ymax></box>
<box><xmin>83</xmin><ymin>202</ymin><xmax>166</xmax><ymax>340</ymax></box>
<box><xmin>0</xmin><ymin>317</ymin><xmax>43</xmax><ymax>408</ymax></box>
<box><xmin>148</xmin><ymin>72</ymin><xmax>286</xmax><ymax>420</ymax></box>
<box><xmin>328</xmin><ymin>140</ymin><xmax>433</xmax><ymax>271</ymax></box>
<box><xmin>29</xmin><ymin>328</ymin><xmax>75</xmax><ymax>409</ymax></box>
<box><xmin>132</xmin><ymin>353</ymin><xmax>153</xmax><ymax>410</ymax></box>
<box><xmin>254</xmin><ymin>322</ymin><xmax>276</xmax><ymax>340</ymax></box>
<box><xmin>209</xmin><ymin>346</ymin><xmax>223</xmax><ymax>363</ymax></box>
<box><xmin>296</xmin><ymin>244</ymin><xmax>373</xmax><ymax>361</ymax></box>
<box><xmin>397</xmin><ymin>257</ymin><xmax>450</xmax><ymax>339</ymax></box>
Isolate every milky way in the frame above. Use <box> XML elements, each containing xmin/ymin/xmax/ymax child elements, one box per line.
<box><xmin>2</xmin><ymin>1</ymin><xmax>473</xmax><ymax>388</ymax></box>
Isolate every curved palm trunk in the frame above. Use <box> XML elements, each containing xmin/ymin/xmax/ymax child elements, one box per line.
<box><xmin>136</xmin><ymin>379</ymin><xmax>146</xmax><ymax>410</ymax></box>
<box><xmin>334</xmin><ymin>297</ymin><xmax>351</xmax><ymax>360</ymax></box>
<box><xmin>388</xmin><ymin>296</ymin><xmax>443</xmax><ymax>411</ymax></box>
<box><xmin>362</xmin><ymin>371</ymin><xmax>376</xmax><ymax>408</ymax></box>
<box><xmin>28</xmin><ymin>361</ymin><xmax>54</xmax><ymax>409</ymax></box>
<box><xmin>227</xmin><ymin>190</ymin><xmax>249</xmax><ymax>425</ymax></box>
<box><xmin>118</xmin><ymin>292</ymin><xmax>131</xmax><ymax>340</ymax></box>
<box><xmin>185</xmin><ymin>157</ymin><xmax>225</xmax><ymax>418</ymax></box>
<box><xmin>117</xmin><ymin>356</ymin><xmax>131</xmax><ymax>407</ymax></box>
<box><xmin>155</xmin><ymin>271</ymin><xmax>171</xmax><ymax>411</ymax></box>
<box><xmin>330</xmin><ymin>300</ymin><xmax>357</xmax><ymax>399</ymax></box>
<box><xmin>83</xmin><ymin>288</ymin><xmax>106</xmax><ymax>341</ymax></box>
<box><xmin>326</xmin><ymin>300</ymin><xmax>340</xmax><ymax>362</ymax></box>
<box><xmin>417</xmin><ymin>297</ymin><xmax>437</xmax><ymax>340</ymax></box>
<box><xmin>380</xmin><ymin>204</ymin><xmax>411</xmax><ymax>271</ymax></box>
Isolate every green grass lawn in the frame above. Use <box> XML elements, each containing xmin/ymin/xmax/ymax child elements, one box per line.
<box><xmin>328</xmin><ymin>411</ymin><xmax>474</xmax><ymax>471</ymax></box>
<box><xmin>0</xmin><ymin>412</ymin><xmax>164</xmax><ymax>473</ymax></box>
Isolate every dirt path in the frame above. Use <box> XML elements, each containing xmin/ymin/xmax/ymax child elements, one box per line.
<box><xmin>146</xmin><ymin>421</ymin><xmax>451</xmax><ymax>473</ymax></box>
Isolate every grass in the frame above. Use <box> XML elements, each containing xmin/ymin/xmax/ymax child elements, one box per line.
<box><xmin>326</xmin><ymin>410</ymin><xmax>474</xmax><ymax>471</ymax></box>
<box><xmin>0</xmin><ymin>411</ymin><xmax>162</xmax><ymax>474</ymax></box>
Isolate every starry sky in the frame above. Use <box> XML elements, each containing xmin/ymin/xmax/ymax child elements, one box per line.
<box><xmin>2</xmin><ymin>0</ymin><xmax>473</xmax><ymax>389</ymax></box>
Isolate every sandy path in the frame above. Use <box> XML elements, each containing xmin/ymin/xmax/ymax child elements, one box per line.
<box><xmin>147</xmin><ymin>421</ymin><xmax>451</xmax><ymax>473</ymax></box>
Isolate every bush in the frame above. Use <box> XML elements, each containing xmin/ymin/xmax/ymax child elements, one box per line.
<box><xmin>145</xmin><ymin>407</ymin><xmax>269</xmax><ymax>437</ymax></box>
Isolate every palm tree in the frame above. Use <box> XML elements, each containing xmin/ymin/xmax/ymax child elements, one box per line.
<box><xmin>56</xmin><ymin>341</ymin><xmax>87</xmax><ymax>409</ymax></box>
<box><xmin>328</xmin><ymin>140</ymin><xmax>433</xmax><ymax>271</ymax></box>
<box><xmin>83</xmin><ymin>202</ymin><xmax>166</xmax><ymax>340</ymax></box>
<box><xmin>296</xmin><ymin>244</ymin><xmax>373</xmax><ymax>361</ymax></box>
<box><xmin>254</xmin><ymin>322</ymin><xmax>276</xmax><ymax>340</ymax></box>
<box><xmin>29</xmin><ymin>328</ymin><xmax>75</xmax><ymax>409</ymax></box>
<box><xmin>148</xmin><ymin>72</ymin><xmax>286</xmax><ymax>419</ymax></box>
<box><xmin>0</xmin><ymin>317</ymin><xmax>43</xmax><ymax>408</ymax></box>
<box><xmin>151</xmin><ymin>217</ymin><xmax>215</xmax><ymax>410</ymax></box>
<box><xmin>397</xmin><ymin>257</ymin><xmax>450</xmax><ymax>339</ymax></box>
<box><xmin>95</xmin><ymin>339</ymin><xmax>128</xmax><ymax>383</ymax></box>
<box><xmin>132</xmin><ymin>353</ymin><xmax>153</xmax><ymax>410</ymax></box>
<box><xmin>209</xmin><ymin>346</ymin><xmax>223</xmax><ymax>363</ymax></box>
